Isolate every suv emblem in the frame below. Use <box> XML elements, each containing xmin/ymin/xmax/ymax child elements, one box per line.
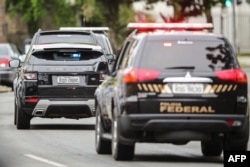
<box><xmin>185</xmin><ymin>72</ymin><xmax>192</xmax><ymax>78</ymax></box>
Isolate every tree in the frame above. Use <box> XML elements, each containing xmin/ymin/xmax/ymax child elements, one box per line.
<box><xmin>6</xmin><ymin>0</ymin><xmax>78</xmax><ymax>36</ymax></box>
<box><xmin>94</xmin><ymin>0</ymin><xmax>135</xmax><ymax>48</ymax></box>
<box><xmin>146</xmin><ymin>0</ymin><xmax>226</xmax><ymax>23</ymax></box>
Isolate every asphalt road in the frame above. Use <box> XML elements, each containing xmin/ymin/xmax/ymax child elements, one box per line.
<box><xmin>1</xmin><ymin>69</ymin><xmax>250</xmax><ymax>167</ymax></box>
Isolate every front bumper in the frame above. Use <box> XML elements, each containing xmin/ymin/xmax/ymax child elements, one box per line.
<box><xmin>117</xmin><ymin>114</ymin><xmax>248</xmax><ymax>145</ymax></box>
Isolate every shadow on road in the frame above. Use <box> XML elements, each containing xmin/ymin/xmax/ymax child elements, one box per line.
<box><xmin>30</xmin><ymin>124</ymin><xmax>95</xmax><ymax>130</ymax></box>
<box><xmin>133</xmin><ymin>153</ymin><xmax>223</xmax><ymax>164</ymax></box>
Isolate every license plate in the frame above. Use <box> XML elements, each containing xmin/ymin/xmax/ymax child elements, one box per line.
<box><xmin>57</xmin><ymin>76</ymin><xmax>80</xmax><ymax>84</ymax></box>
<box><xmin>172</xmin><ymin>83</ymin><xmax>203</xmax><ymax>94</ymax></box>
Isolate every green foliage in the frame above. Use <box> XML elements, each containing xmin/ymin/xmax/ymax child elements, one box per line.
<box><xmin>94</xmin><ymin>0</ymin><xmax>136</xmax><ymax>47</ymax></box>
<box><xmin>6</xmin><ymin>0</ymin><xmax>79</xmax><ymax>35</ymax></box>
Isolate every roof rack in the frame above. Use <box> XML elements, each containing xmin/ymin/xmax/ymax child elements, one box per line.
<box><xmin>59</xmin><ymin>27</ymin><xmax>109</xmax><ymax>33</ymax></box>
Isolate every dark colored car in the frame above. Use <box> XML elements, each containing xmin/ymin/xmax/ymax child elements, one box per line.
<box><xmin>0</xmin><ymin>43</ymin><xmax>22</xmax><ymax>87</ymax></box>
<box><xmin>10</xmin><ymin>43</ymin><xmax>109</xmax><ymax>129</ymax></box>
<box><xmin>94</xmin><ymin>23</ymin><xmax>249</xmax><ymax>160</ymax></box>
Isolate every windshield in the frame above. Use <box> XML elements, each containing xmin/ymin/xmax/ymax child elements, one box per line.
<box><xmin>0</xmin><ymin>44</ymin><xmax>21</xmax><ymax>58</ymax></box>
<box><xmin>140</xmin><ymin>39</ymin><xmax>235</xmax><ymax>72</ymax></box>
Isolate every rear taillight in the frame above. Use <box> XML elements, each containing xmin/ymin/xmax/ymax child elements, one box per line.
<box><xmin>123</xmin><ymin>68</ymin><xmax>160</xmax><ymax>83</ymax></box>
<box><xmin>0</xmin><ymin>58</ymin><xmax>10</xmax><ymax>67</ymax></box>
<box><xmin>215</xmin><ymin>69</ymin><xmax>247</xmax><ymax>83</ymax></box>
<box><xmin>26</xmin><ymin>97</ymin><xmax>39</xmax><ymax>103</ymax></box>
<box><xmin>226</xmin><ymin>119</ymin><xmax>242</xmax><ymax>127</ymax></box>
<box><xmin>23</xmin><ymin>73</ymin><xmax>37</xmax><ymax>80</ymax></box>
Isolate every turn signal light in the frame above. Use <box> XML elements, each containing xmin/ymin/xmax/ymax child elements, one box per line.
<box><xmin>123</xmin><ymin>68</ymin><xmax>160</xmax><ymax>83</ymax></box>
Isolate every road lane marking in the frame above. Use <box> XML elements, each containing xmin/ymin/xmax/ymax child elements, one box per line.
<box><xmin>24</xmin><ymin>154</ymin><xmax>67</xmax><ymax>167</ymax></box>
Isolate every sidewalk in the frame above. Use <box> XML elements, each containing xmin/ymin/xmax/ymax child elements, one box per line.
<box><xmin>238</xmin><ymin>56</ymin><xmax>250</xmax><ymax>67</ymax></box>
<box><xmin>0</xmin><ymin>85</ymin><xmax>12</xmax><ymax>93</ymax></box>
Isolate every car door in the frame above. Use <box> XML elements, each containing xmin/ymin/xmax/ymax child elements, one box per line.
<box><xmin>100</xmin><ymin>40</ymin><xmax>132</xmax><ymax>128</ymax></box>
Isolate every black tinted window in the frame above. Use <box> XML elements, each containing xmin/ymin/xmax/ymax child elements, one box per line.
<box><xmin>140</xmin><ymin>40</ymin><xmax>234</xmax><ymax>71</ymax></box>
<box><xmin>38</xmin><ymin>34</ymin><xmax>94</xmax><ymax>44</ymax></box>
<box><xmin>32</xmin><ymin>50</ymin><xmax>103</xmax><ymax>61</ymax></box>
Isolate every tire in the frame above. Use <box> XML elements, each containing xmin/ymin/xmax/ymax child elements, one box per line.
<box><xmin>16</xmin><ymin>101</ymin><xmax>31</xmax><ymax>129</ymax></box>
<box><xmin>95</xmin><ymin>106</ymin><xmax>111</xmax><ymax>154</ymax></box>
<box><xmin>201</xmin><ymin>140</ymin><xmax>223</xmax><ymax>156</ymax></box>
<box><xmin>112</xmin><ymin>117</ymin><xmax>135</xmax><ymax>161</ymax></box>
<box><xmin>14</xmin><ymin>99</ymin><xmax>17</xmax><ymax>125</ymax></box>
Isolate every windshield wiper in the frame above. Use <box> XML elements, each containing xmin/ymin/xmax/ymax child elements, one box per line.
<box><xmin>165</xmin><ymin>66</ymin><xmax>195</xmax><ymax>70</ymax></box>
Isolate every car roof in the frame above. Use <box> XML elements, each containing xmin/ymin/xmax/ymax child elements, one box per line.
<box><xmin>132</xmin><ymin>31</ymin><xmax>224</xmax><ymax>41</ymax></box>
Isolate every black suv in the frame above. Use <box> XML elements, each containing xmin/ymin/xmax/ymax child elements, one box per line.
<box><xmin>10</xmin><ymin>43</ymin><xmax>109</xmax><ymax>129</ymax></box>
<box><xmin>94</xmin><ymin>23</ymin><xmax>249</xmax><ymax>160</ymax></box>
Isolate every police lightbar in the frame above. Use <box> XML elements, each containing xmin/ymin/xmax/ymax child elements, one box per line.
<box><xmin>127</xmin><ymin>23</ymin><xmax>213</xmax><ymax>31</ymax></box>
<box><xmin>59</xmin><ymin>27</ymin><xmax>109</xmax><ymax>31</ymax></box>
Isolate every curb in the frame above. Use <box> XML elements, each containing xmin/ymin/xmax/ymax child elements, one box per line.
<box><xmin>0</xmin><ymin>85</ymin><xmax>12</xmax><ymax>93</ymax></box>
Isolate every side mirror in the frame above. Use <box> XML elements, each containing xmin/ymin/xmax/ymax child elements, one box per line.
<box><xmin>9</xmin><ymin>59</ymin><xmax>21</xmax><ymax>68</ymax></box>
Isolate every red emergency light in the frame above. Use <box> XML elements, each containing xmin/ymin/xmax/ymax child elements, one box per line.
<box><xmin>127</xmin><ymin>23</ymin><xmax>213</xmax><ymax>31</ymax></box>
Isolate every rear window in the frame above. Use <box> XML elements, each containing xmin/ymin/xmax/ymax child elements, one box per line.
<box><xmin>140</xmin><ymin>40</ymin><xmax>235</xmax><ymax>72</ymax></box>
<box><xmin>32</xmin><ymin>50</ymin><xmax>103</xmax><ymax>61</ymax></box>
<box><xmin>0</xmin><ymin>46</ymin><xmax>9</xmax><ymax>57</ymax></box>
<box><xmin>37</xmin><ymin>34</ymin><xmax>95</xmax><ymax>44</ymax></box>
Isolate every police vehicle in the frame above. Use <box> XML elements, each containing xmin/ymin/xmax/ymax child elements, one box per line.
<box><xmin>94</xmin><ymin>23</ymin><xmax>249</xmax><ymax>160</ymax></box>
<box><xmin>10</xmin><ymin>43</ymin><xmax>109</xmax><ymax>129</ymax></box>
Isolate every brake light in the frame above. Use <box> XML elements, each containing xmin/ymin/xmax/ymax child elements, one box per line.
<box><xmin>215</xmin><ymin>69</ymin><xmax>247</xmax><ymax>83</ymax></box>
<box><xmin>26</xmin><ymin>97</ymin><xmax>39</xmax><ymax>103</ymax></box>
<box><xmin>23</xmin><ymin>73</ymin><xmax>37</xmax><ymax>80</ymax></box>
<box><xmin>127</xmin><ymin>23</ymin><xmax>213</xmax><ymax>31</ymax></box>
<box><xmin>123</xmin><ymin>68</ymin><xmax>160</xmax><ymax>83</ymax></box>
<box><xmin>0</xmin><ymin>58</ymin><xmax>10</xmax><ymax>67</ymax></box>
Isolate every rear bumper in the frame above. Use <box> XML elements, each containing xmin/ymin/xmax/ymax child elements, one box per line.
<box><xmin>24</xmin><ymin>98</ymin><xmax>95</xmax><ymax>118</ymax></box>
<box><xmin>117</xmin><ymin>114</ymin><xmax>248</xmax><ymax>145</ymax></box>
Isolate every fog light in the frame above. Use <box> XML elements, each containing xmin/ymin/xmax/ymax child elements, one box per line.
<box><xmin>232</xmin><ymin>120</ymin><xmax>242</xmax><ymax>127</ymax></box>
<box><xmin>227</xmin><ymin>120</ymin><xmax>242</xmax><ymax>127</ymax></box>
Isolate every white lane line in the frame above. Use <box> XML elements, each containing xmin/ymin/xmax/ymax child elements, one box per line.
<box><xmin>24</xmin><ymin>154</ymin><xmax>67</xmax><ymax>167</ymax></box>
